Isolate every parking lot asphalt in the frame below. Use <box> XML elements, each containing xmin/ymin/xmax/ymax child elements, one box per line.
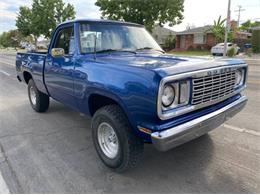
<box><xmin>0</xmin><ymin>52</ymin><xmax>259</xmax><ymax>193</ymax></box>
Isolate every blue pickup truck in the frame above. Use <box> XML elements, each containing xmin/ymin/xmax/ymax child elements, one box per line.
<box><xmin>16</xmin><ymin>19</ymin><xmax>248</xmax><ymax>171</ymax></box>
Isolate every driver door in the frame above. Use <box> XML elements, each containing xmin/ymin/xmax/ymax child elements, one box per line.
<box><xmin>45</xmin><ymin>25</ymin><xmax>77</xmax><ymax>109</ymax></box>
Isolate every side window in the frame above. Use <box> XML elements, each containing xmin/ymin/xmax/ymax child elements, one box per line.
<box><xmin>53</xmin><ymin>27</ymin><xmax>74</xmax><ymax>55</ymax></box>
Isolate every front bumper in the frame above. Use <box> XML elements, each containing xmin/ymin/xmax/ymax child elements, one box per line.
<box><xmin>151</xmin><ymin>96</ymin><xmax>247</xmax><ymax>151</ymax></box>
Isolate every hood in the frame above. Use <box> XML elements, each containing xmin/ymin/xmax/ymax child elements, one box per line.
<box><xmin>95</xmin><ymin>53</ymin><xmax>245</xmax><ymax>78</ymax></box>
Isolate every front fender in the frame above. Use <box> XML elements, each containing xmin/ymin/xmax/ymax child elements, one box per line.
<box><xmin>74</xmin><ymin>59</ymin><xmax>161</xmax><ymax>138</ymax></box>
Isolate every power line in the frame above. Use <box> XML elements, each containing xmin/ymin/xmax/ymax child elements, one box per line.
<box><xmin>235</xmin><ymin>5</ymin><xmax>246</xmax><ymax>27</ymax></box>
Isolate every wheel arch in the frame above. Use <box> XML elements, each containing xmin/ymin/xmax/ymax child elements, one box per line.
<box><xmin>88</xmin><ymin>92</ymin><xmax>127</xmax><ymax>117</ymax></box>
<box><xmin>23</xmin><ymin>71</ymin><xmax>33</xmax><ymax>84</ymax></box>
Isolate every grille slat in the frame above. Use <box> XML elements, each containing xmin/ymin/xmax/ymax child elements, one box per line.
<box><xmin>192</xmin><ymin>70</ymin><xmax>236</xmax><ymax>105</ymax></box>
<box><xmin>193</xmin><ymin>80</ymin><xmax>235</xmax><ymax>94</ymax></box>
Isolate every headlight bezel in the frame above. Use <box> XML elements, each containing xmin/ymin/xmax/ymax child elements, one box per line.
<box><xmin>157</xmin><ymin>64</ymin><xmax>248</xmax><ymax>120</ymax></box>
<box><xmin>161</xmin><ymin>80</ymin><xmax>191</xmax><ymax>111</ymax></box>
<box><xmin>234</xmin><ymin>68</ymin><xmax>245</xmax><ymax>88</ymax></box>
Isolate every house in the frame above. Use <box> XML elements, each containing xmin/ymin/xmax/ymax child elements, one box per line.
<box><xmin>230</xmin><ymin>20</ymin><xmax>252</xmax><ymax>51</ymax></box>
<box><xmin>151</xmin><ymin>24</ymin><xmax>176</xmax><ymax>46</ymax></box>
<box><xmin>175</xmin><ymin>25</ymin><xmax>216</xmax><ymax>50</ymax></box>
<box><xmin>175</xmin><ymin>22</ymin><xmax>251</xmax><ymax>51</ymax></box>
<box><xmin>230</xmin><ymin>20</ymin><xmax>251</xmax><ymax>39</ymax></box>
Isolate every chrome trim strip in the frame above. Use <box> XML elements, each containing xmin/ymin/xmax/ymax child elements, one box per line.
<box><xmin>157</xmin><ymin>64</ymin><xmax>248</xmax><ymax>120</ymax></box>
<box><xmin>152</xmin><ymin>96</ymin><xmax>248</xmax><ymax>151</ymax></box>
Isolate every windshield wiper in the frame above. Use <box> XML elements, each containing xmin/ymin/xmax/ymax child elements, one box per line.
<box><xmin>96</xmin><ymin>49</ymin><xmax>136</xmax><ymax>54</ymax></box>
<box><xmin>135</xmin><ymin>47</ymin><xmax>165</xmax><ymax>53</ymax></box>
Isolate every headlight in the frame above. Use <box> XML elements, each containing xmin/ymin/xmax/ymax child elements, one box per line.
<box><xmin>235</xmin><ymin>69</ymin><xmax>244</xmax><ymax>87</ymax></box>
<box><xmin>162</xmin><ymin>85</ymin><xmax>175</xmax><ymax>107</ymax></box>
<box><xmin>161</xmin><ymin>80</ymin><xmax>190</xmax><ymax>110</ymax></box>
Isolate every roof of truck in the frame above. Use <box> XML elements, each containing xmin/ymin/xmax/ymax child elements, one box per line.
<box><xmin>57</xmin><ymin>19</ymin><xmax>143</xmax><ymax>28</ymax></box>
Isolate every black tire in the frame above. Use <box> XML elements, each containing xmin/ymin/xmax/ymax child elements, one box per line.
<box><xmin>92</xmin><ymin>105</ymin><xmax>144</xmax><ymax>172</ymax></box>
<box><xmin>28</xmin><ymin>79</ymin><xmax>49</xmax><ymax>112</ymax></box>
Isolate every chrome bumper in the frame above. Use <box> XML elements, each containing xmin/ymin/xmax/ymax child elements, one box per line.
<box><xmin>151</xmin><ymin>96</ymin><xmax>247</xmax><ymax>151</ymax></box>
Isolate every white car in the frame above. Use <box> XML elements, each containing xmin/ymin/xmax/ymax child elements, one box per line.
<box><xmin>25</xmin><ymin>44</ymin><xmax>36</xmax><ymax>52</ymax></box>
<box><xmin>211</xmin><ymin>43</ymin><xmax>240</xmax><ymax>56</ymax></box>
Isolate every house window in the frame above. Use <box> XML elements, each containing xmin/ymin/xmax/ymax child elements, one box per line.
<box><xmin>193</xmin><ymin>33</ymin><xmax>205</xmax><ymax>44</ymax></box>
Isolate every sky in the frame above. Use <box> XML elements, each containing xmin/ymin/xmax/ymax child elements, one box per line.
<box><xmin>0</xmin><ymin>0</ymin><xmax>260</xmax><ymax>34</ymax></box>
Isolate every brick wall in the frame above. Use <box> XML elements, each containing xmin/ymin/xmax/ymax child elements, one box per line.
<box><xmin>176</xmin><ymin>35</ymin><xmax>180</xmax><ymax>49</ymax></box>
<box><xmin>205</xmin><ymin>33</ymin><xmax>217</xmax><ymax>48</ymax></box>
<box><xmin>175</xmin><ymin>33</ymin><xmax>216</xmax><ymax>50</ymax></box>
<box><xmin>185</xmin><ymin>34</ymin><xmax>193</xmax><ymax>50</ymax></box>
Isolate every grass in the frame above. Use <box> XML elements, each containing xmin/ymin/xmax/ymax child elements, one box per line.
<box><xmin>167</xmin><ymin>50</ymin><xmax>211</xmax><ymax>56</ymax></box>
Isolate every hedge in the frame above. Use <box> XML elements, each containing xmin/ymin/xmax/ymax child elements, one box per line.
<box><xmin>251</xmin><ymin>29</ymin><xmax>260</xmax><ymax>53</ymax></box>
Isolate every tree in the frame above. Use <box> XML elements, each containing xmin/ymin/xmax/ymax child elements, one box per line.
<box><xmin>240</xmin><ymin>20</ymin><xmax>260</xmax><ymax>31</ymax></box>
<box><xmin>0</xmin><ymin>30</ymin><xmax>23</xmax><ymax>49</ymax></box>
<box><xmin>95</xmin><ymin>0</ymin><xmax>184</xmax><ymax>32</ymax></box>
<box><xmin>208</xmin><ymin>16</ymin><xmax>233</xmax><ymax>43</ymax></box>
<box><xmin>0</xmin><ymin>32</ymin><xmax>9</xmax><ymax>48</ymax></box>
<box><xmin>209</xmin><ymin>16</ymin><xmax>226</xmax><ymax>43</ymax></box>
<box><xmin>16</xmin><ymin>0</ymin><xmax>75</xmax><ymax>47</ymax></box>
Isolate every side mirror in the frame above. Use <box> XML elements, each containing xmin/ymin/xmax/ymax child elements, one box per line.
<box><xmin>51</xmin><ymin>48</ymin><xmax>65</xmax><ymax>57</ymax></box>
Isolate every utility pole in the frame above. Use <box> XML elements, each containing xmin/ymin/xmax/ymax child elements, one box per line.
<box><xmin>223</xmin><ymin>0</ymin><xmax>231</xmax><ymax>57</ymax></box>
<box><xmin>235</xmin><ymin>5</ymin><xmax>245</xmax><ymax>27</ymax></box>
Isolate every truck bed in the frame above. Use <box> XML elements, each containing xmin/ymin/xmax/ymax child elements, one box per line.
<box><xmin>16</xmin><ymin>52</ymin><xmax>48</xmax><ymax>94</ymax></box>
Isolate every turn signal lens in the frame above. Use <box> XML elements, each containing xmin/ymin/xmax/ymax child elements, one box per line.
<box><xmin>235</xmin><ymin>69</ymin><xmax>244</xmax><ymax>87</ymax></box>
<box><xmin>179</xmin><ymin>81</ymin><xmax>190</xmax><ymax>104</ymax></box>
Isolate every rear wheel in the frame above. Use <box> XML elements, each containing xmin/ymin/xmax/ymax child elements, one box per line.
<box><xmin>92</xmin><ymin>105</ymin><xmax>144</xmax><ymax>172</ymax></box>
<box><xmin>28</xmin><ymin>79</ymin><xmax>49</xmax><ymax>112</ymax></box>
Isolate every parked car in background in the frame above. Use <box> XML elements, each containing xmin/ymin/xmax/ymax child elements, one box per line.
<box><xmin>211</xmin><ymin>43</ymin><xmax>240</xmax><ymax>56</ymax></box>
<box><xmin>16</xmin><ymin>19</ymin><xmax>248</xmax><ymax>171</ymax></box>
<box><xmin>25</xmin><ymin>44</ymin><xmax>36</xmax><ymax>52</ymax></box>
<box><xmin>20</xmin><ymin>41</ymin><xmax>28</xmax><ymax>49</ymax></box>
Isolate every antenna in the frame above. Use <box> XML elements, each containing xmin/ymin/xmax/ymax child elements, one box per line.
<box><xmin>235</xmin><ymin>5</ymin><xmax>246</xmax><ymax>27</ymax></box>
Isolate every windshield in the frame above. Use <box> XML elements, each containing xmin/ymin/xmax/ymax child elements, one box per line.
<box><xmin>79</xmin><ymin>23</ymin><xmax>163</xmax><ymax>54</ymax></box>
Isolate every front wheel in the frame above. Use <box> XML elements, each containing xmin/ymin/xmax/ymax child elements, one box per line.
<box><xmin>28</xmin><ymin>79</ymin><xmax>49</xmax><ymax>112</ymax></box>
<box><xmin>92</xmin><ymin>105</ymin><xmax>144</xmax><ymax>172</ymax></box>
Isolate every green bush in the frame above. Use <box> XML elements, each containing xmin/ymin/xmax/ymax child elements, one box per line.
<box><xmin>227</xmin><ymin>47</ymin><xmax>235</xmax><ymax>57</ymax></box>
<box><xmin>163</xmin><ymin>35</ymin><xmax>175</xmax><ymax>51</ymax></box>
<box><xmin>251</xmin><ymin>30</ymin><xmax>260</xmax><ymax>53</ymax></box>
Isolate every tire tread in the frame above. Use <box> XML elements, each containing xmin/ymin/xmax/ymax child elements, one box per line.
<box><xmin>92</xmin><ymin>105</ymin><xmax>143</xmax><ymax>172</ymax></box>
<box><xmin>28</xmin><ymin>79</ymin><xmax>49</xmax><ymax>112</ymax></box>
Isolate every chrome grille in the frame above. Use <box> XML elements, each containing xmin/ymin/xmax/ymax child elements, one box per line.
<box><xmin>192</xmin><ymin>70</ymin><xmax>236</xmax><ymax>105</ymax></box>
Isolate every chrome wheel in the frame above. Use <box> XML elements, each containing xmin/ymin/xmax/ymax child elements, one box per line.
<box><xmin>97</xmin><ymin>122</ymin><xmax>119</xmax><ymax>159</ymax></box>
<box><xmin>29</xmin><ymin>86</ymin><xmax>37</xmax><ymax>105</ymax></box>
